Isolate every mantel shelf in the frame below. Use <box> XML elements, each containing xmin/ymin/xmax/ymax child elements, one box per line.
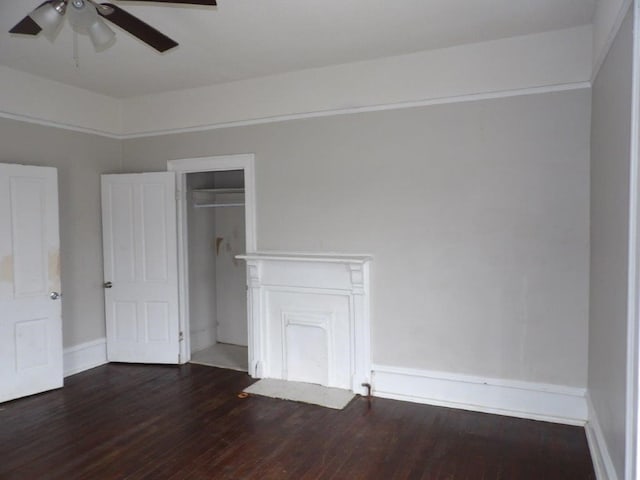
<box><xmin>236</xmin><ymin>252</ymin><xmax>373</xmax><ymax>264</ymax></box>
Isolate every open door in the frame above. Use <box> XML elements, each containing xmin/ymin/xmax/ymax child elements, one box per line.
<box><xmin>101</xmin><ymin>172</ymin><xmax>180</xmax><ymax>364</ymax></box>
<box><xmin>0</xmin><ymin>163</ymin><xmax>63</xmax><ymax>403</ymax></box>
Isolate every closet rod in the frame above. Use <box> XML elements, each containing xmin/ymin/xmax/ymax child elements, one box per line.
<box><xmin>191</xmin><ymin>188</ymin><xmax>245</xmax><ymax>194</ymax></box>
<box><xmin>194</xmin><ymin>203</ymin><xmax>245</xmax><ymax>209</ymax></box>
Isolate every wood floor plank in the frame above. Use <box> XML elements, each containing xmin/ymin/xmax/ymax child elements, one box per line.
<box><xmin>0</xmin><ymin>364</ymin><xmax>595</xmax><ymax>479</ymax></box>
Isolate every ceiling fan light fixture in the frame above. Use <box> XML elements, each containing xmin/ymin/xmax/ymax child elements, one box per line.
<box><xmin>52</xmin><ymin>0</ymin><xmax>68</xmax><ymax>15</ymax></box>
<box><xmin>12</xmin><ymin>0</ymin><xmax>183</xmax><ymax>53</ymax></box>
<box><xmin>29</xmin><ymin>1</ymin><xmax>67</xmax><ymax>37</ymax></box>
<box><xmin>68</xmin><ymin>0</ymin><xmax>96</xmax><ymax>33</ymax></box>
<box><xmin>85</xmin><ymin>0</ymin><xmax>114</xmax><ymax>16</ymax></box>
<box><xmin>88</xmin><ymin>18</ymin><xmax>115</xmax><ymax>49</ymax></box>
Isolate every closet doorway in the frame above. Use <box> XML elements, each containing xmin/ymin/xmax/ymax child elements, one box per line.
<box><xmin>168</xmin><ymin>155</ymin><xmax>257</xmax><ymax>374</ymax></box>
<box><xmin>188</xmin><ymin>169</ymin><xmax>247</xmax><ymax>370</ymax></box>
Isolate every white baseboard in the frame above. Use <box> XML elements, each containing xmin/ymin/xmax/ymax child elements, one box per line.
<box><xmin>372</xmin><ymin>364</ymin><xmax>587</xmax><ymax>426</ymax></box>
<box><xmin>63</xmin><ymin>338</ymin><xmax>108</xmax><ymax>377</ymax></box>
<box><xmin>585</xmin><ymin>394</ymin><xmax>619</xmax><ymax>480</ymax></box>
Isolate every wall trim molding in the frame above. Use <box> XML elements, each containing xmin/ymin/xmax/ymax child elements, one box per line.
<box><xmin>0</xmin><ymin>82</ymin><xmax>590</xmax><ymax>140</ymax></box>
<box><xmin>372</xmin><ymin>364</ymin><xmax>587</xmax><ymax>426</ymax></box>
<box><xmin>121</xmin><ymin>82</ymin><xmax>590</xmax><ymax>139</ymax></box>
<box><xmin>63</xmin><ymin>338</ymin><xmax>108</xmax><ymax>377</ymax></box>
<box><xmin>586</xmin><ymin>394</ymin><xmax>620</xmax><ymax>480</ymax></box>
<box><xmin>0</xmin><ymin>110</ymin><xmax>121</xmax><ymax>139</ymax></box>
<box><xmin>592</xmin><ymin>0</ymin><xmax>633</xmax><ymax>83</ymax></box>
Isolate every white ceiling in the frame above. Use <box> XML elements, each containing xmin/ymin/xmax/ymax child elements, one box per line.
<box><xmin>0</xmin><ymin>0</ymin><xmax>597</xmax><ymax>98</ymax></box>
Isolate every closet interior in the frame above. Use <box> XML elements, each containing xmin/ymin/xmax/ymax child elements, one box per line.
<box><xmin>187</xmin><ymin>170</ymin><xmax>248</xmax><ymax>371</ymax></box>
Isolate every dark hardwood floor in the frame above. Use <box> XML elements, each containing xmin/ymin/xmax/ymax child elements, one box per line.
<box><xmin>0</xmin><ymin>364</ymin><xmax>595</xmax><ymax>479</ymax></box>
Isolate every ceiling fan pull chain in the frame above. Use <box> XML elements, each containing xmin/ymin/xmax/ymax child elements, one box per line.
<box><xmin>73</xmin><ymin>30</ymin><xmax>80</xmax><ymax>68</ymax></box>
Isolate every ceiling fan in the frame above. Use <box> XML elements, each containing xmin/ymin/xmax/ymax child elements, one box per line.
<box><xmin>9</xmin><ymin>0</ymin><xmax>216</xmax><ymax>53</ymax></box>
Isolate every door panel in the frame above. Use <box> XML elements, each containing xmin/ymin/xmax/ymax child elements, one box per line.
<box><xmin>11</xmin><ymin>177</ymin><xmax>48</xmax><ymax>296</ymax></box>
<box><xmin>102</xmin><ymin>173</ymin><xmax>179</xmax><ymax>364</ymax></box>
<box><xmin>141</xmin><ymin>184</ymin><xmax>169</xmax><ymax>282</ymax></box>
<box><xmin>0</xmin><ymin>163</ymin><xmax>63</xmax><ymax>404</ymax></box>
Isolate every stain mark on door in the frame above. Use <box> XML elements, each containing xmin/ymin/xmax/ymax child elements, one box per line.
<box><xmin>48</xmin><ymin>250</ymin><xmax>61</xmax><ymax>291</ymax></box>
<box><xmin>0</xmin><ymin>255</ymin><xmax>14</xmax><ymax>283</ymax></box>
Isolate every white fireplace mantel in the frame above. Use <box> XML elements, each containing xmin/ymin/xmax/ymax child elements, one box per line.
<box><xmin>237</xmin><ymin>252</ymin><xmax>372</xmax><ymax>395</ymax></box>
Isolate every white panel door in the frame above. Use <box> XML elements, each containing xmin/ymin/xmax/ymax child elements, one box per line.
<box><xmin>0</xmin><ymin>163</ymin><xmax>63</xmax><ymax>403</ymax></box>
<box><xmin>101</xmin><ymin>173</ymin><xmax>179</xmax><ymax>364</ymax></box>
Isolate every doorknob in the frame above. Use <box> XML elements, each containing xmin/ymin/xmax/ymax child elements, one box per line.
<box><xmin>103</xmin><ymin>281</ymin><xmax>113</xmax><ymax>289</ymax></box>
<box><xmin>49</xmin><ymin>291</ymin><xmax>61</xmax><ymax>300</ymax></box>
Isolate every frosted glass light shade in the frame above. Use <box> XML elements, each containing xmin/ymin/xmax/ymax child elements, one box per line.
<box><xmin>68</xmin><ymin>0</ymin><xmax>97</xmax><ymax>33</ymax></box>
<box><xmin>29</xmin><ymin>3</ymin><xmax>65</xmax><ymax>36</ymax></box>
<box><xmin>88</xmin><ymin>19</ymin><xmax>115</xmax><ymax>49</ymax></box>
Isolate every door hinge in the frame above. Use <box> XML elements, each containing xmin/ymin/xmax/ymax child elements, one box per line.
<box><xmin>179</xmin><ymin>331</ymin><xmax>184</xmax><ymax>342</ymax></box>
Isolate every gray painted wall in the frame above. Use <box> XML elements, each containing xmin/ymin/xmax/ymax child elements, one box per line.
<box><xmin>589</xmin><ymin>7</ymin><xmax>634</xmax><ymax>479</ymax></box>
<box><xmin>214</xmin><ymin>195</ymin><xmax>247</xmax><ymax>346</ymax></box>
<box><xmin>0</xmin><ymin>118</ymin><xmax>121</xmax><ymax>348</ymax></box>
<box><xmin>0</xmin><ymin>87</ymin><xmax>592</xmax><ymax>391</ymax></box>
<box><xmin>123</xmin><ymin>90</ymin><xmax>591</xmax><ymax>387</ymax></box>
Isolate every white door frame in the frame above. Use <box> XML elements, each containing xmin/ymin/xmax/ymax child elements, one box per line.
<box><xmin>167</xmin><ymin>154</ymin><xmax>257</xmax><ymax>366</ymax></box>
<box><xmin>628</xmin><ymin>2</ymin><xmax>640</xmax><ymax>477</ymax></box>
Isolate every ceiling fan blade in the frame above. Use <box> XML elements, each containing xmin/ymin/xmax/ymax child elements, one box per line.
<box><xmin>9</xmin><ymin>1</ymin><xmax>53</xmax><ymax>36</ymax></box>
<box><xmin>115</xmin><ymin>0</ymin><xmax>216</xmax><ymax>5</ymax></box>
<box><xmin>9</xmin><ymin>16</ymin><xmax>43</xmax><ymax>35</ymax></box>
<box><xmin>98</xmin><ymin>3</ymin><xmax>178</xmax><ymax>52</ymax></box>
